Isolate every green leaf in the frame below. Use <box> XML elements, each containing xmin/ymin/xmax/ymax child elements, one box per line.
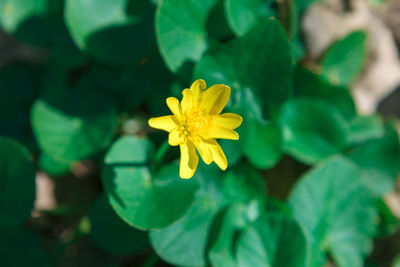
<box><xmin>229</xmin><ymin>88</ymin><xmax>282</xmax><ymax>169</ymax></box>
<box><xmin>0</xmin><ymin>137</ymin><xmax>35</xmax><ymax>226</ymax></box>
<box><xmin>219</xmin><ymin>139</ymin><xmax>242</xmax><ymax>166</ymax></box>
<box><xmin>101</xmin><ymin>136</ymin><xmax>198</xmax><ymax>230</ymax></box>
<box><xmin>348</xmin><ymin>115</ymin><xmax>385</xmax><ymax>145</ymax></box>
<box><xmin>376</xmin><ymin>200</ymin><xmax>398</xmax><ymax>238</ymax></box>
<box><xmin>38</xmin><ymin>152</ymin><xmax>70</xmax><ymax>176</ymax></box>
<box><xmin>243</xmin><ymin>120</ymin><xmax>282</xmax><ymax>169</ymax></box>
<box><xmin>361</xmin><ymin>169</ymin><xmax>394</xmax><ymax>199</ymax></box>
<box><xmin>394</xmin><ymin>255</ymin><xmax>400</xmax><ymax>267</ymax></box>
<box><xmin>0</xmin><ymin>0</ymin><xmax>52</xmax><ymax>46</ymax></box>
<box><xmin>208</xmin><ymin>205</ymin><xmax>242</xmax><ymax>267</ymax></box>
<box><xmin>150</xmin><ymin>168</ymin><xmax>224</xmax><ymax>267</ymax></box>
<box><xmin>65</xmin><ymin>0</ymin><xmax>155</xmax><ymax>64</ymax></box>
<box><xmin>150</xmin><ymin>192</ymin><xmax>220</xmax><ymax>267</ymax></box>
<box><xmin>0</xmin><ymin>0</ymin><xmax>45</xmax><ymax>32</ymax></box>
<box><xmin>31</xmin><ymin>81</ymin><xmax>117</xmax><ymax>164</ymax></box>
<box><xmin>222</xmin><ymin>163</ymin><xmax>266</xmax><ymax>204</ymax></box>
<box><xmin>293</xmin><ymin>65</ymin><xmax>356</xmax><ymax>118</ymax></box>
<box><xmin>49</xmin><ymin>20</ymin><xmax>87</xmax><ymax>69</ymax></box>
<box><xmin>90</xmin><ymin>194</ymin><xmax>149</xmax><ymax>255</ymax></box>
<box><xmin>156</xmin><ymin>0</ymin><xmax>219</xmax><ymax>72</ymax></box>
<box><xmin>224</xmin><ymin>0</ymin><xmax>275</xmax><ymax>36</ymax></box>
<box><xmin>289</xmin><ymin>156</ymin><xmax>377</xmax><ymax>267</ymax></box>
<box><xmin>206</xmin><ymin>0</ymin><xmax>234</xmax><ymax>42</ymax></box>
<box><xmin>0</xmin><ymin>65</ymin><xmax>34</xmax><ymax>144</ymax></box>
<box><xmin>150</xmin><ymin>163</ymin><xmax>266</xmax><ymax>267</ymax></box>
<box><xmin>195</xmin><ymin>18</ymin><xmax>293</xmax><ymax>119</ymax></box>
<box><xmin>236</xmin><ymin>212</ymin><xmax>308</xmax><ymax>267</ymax></box>
<box><xmin>348</xmin><ymin>123</ymin><xmax>400</xmax><ymax>177</ymax></box>
<box><xmin>145</xmin><ymin>54</ymin><xmax>177</xmax><ymax>117</ymax></box>
<box><xmin>0</xmin><ymin>226</ymin><xmax>52</xmax><ymax>267</ymax></box>
<box><xmin>89</xmin><ymin>64</ymin><xmax>149</xmax><ymax>112</ymax></box>
<box><xmin>280</xmin><ymin>98</ymin><xmax>349</xmax><ymax>164</ymax></box>
<box><xmin>321</xmin><ymin>31</ymin><xmax>368</xmax><ymax>86</ymax></box>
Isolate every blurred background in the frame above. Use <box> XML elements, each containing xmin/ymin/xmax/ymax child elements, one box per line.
<box><xmin>0</xmin><ymin>0</ymin><xmax>400</xmax><ymax>266</ymax></box>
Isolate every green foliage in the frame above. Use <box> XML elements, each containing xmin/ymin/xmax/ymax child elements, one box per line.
<box><xmin>0</xmin><ymin>137</ymin><xmax>35</xmax><ymax>226</ymax></box>
<box><xmin>0</xmin><ymin>0</ymin><xmax>399</xmax><ymax>266</ymax></box>
<box><xmin>0</xmin><ymin>226</ymin><xmax>52</xmax><ymax>267</ymax></box>
<box><xmin>321</xmin><ymin>31</ymin><xmax>368</xmax><ymax>87</ymax></box>
<box><xmin>151</xmin><ymin>163</ymin><xmax>267</xmax><ymax>266</ymax></box>
<box><xmin>280</xmin><ymin>98</ymin><xmax>348</xmax><ymax>164</ymax></box>
<box><xmin>0</xmin><ymin>65</ymin><xmax>34</xmax><ymax>144</ymax></box>
<box><xmin>225</xmin><ymin>0</ymin><xmax>276</xmax><ymax>36</ymax></box>
<box><xmin>195</xmin><ymin>18</ymin><xmax>293</xmax><ymax>119</ymax></box>
<box><xmin>156</xmin><ymin>0</ymin><xmax>219</xmax><ymax>72</ymax></box>
<box><xmin>102</xmin><ymin>136</ymin><xmax>198</xmax><ymax>230</ymax></box>
<box><xmin>293</xmin><ymin>65</ymin><xmax>356</xmax><ymax>118</ymax></box>
<box><xmin>65</xmin><ymin>0</ymin><xmax>155</xmax><ymax>64</ymax></box>
<box><xmin>236</xmin><ymin>212</ymin><xmax>308</xmax><ymax>267</ymax></box>
<box><xmin>89</xmin><ymin>194</ymin><xmax>149</xmax><ymax>255</ymax></box>
<box><xmin>0</xmin><ymin>0</ymin><xmax>55</xmax><ymax>46</ymax></box>
<box><xmin>0</xmin><ymin>0</ymin><xmax>47</xmax><ymax>33</ymax></box>
<box><xmin>289</xmin><ymin>157</ymin><xmax>378</xmax><ymax>267</ymax></box>
<box><xmin>349</xmin><ymin>123</ymin><xmax>400</xmax><ymax>177</ymax></box>
<box><xmin>31</xmin><ymin>87</ymin><xmax>117</xmax><ymax>165</ymax></box>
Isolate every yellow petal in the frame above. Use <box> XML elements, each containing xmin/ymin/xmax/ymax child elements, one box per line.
<box><xmin>166</xmin><ymin>97</ymin><xmax>181</xmax><ymax>116</ymax></box>
<box><xmin>207</xmin><ymin>140</ymin><xmax>227</xmax><ymax>170</ymax></box>
<box><xmin>168</xmin><ymin>129</ymin><xmax>185</xmax><ymax>146</ymax></box>
<box><xmin>204</xmin><ymin>126</ymin><xmax>239</xmax><ymax>140</ymax></box>
<box><xmin>193</xmin><ymin>138</ymin><xmax>213</xmax><ymax>165</ymax></box>
<box><xmin>200</xmin><ymin>84</ymin><xmax>230</xmax><ymax>115</ymax></box>
<box><xmin>212</xmin><ymin>113</ymin><xmax>243</xmax><ymax>130</ymax></box>
<box><xmin>190</xmin><ymin>79</ymin><xmax>206</xmax><ymax>103</ymax></box>
<box><xmin>148</xmin><ymin>115</ymin><xmax>177</xmax><ymax>132</ymax></box>
<box><xmin>179</xmin><ymin>141</ymin><xmax>199</xmax><ymax>179</ymax></box>
<box><xmin>181</xmin><ymin>89</ymin><xmax>193</xmax><ymax>113</ymax></box>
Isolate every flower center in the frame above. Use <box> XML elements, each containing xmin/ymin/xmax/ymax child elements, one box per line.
<box><xmin>181</xmin><ymin>110</ymin><xmax>210</xmax><ymax>138</ymax></box>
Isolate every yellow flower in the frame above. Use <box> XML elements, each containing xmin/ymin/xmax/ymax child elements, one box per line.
<box><xmin>148</xmin><ymin>79</ymin><xmax>243</xmax><ymax>179</ymax></box>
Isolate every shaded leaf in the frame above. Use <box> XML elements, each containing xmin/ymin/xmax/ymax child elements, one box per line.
<box><xmin>65</xmin><ymin>0</ymin><xmax>155</xmax><ymax>64</ymax></box>
<box><xmin>90</xmin><ymin>194</ymin><xmax>149</xmax><ymax>255</ymax></box>
<box><xmin>102</xmin><ymin>136</ymin><xmax>198</xmax><ymax>230</ymax></box>
<box><xmin>31</xmin><ymin>83</ymin><xmax>117</xmax><ymax>164</ymax></box>
<box><xmin>0</xmin><ymin>226</ymin><xmax>52</xmax><ymax>267</ymax></box>
<box><xmin>0</xmin><ymin>137</ymin><xmax>35</xmax><ymax>226</ymax></box>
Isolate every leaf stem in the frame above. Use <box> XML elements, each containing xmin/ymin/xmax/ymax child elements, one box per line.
<box><xmin>151</xmin><ymin>140</ymin><xmax>170</xmax><ymax>173</ymax></box>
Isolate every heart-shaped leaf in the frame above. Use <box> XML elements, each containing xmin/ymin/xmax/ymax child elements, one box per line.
<box><xmin>289</xmin><ymin>156</ymin><xmax>378</xmax><ymax>267</ymax></box>
<box><xmin>101</xmin><ymin>136</ymin><xmax>198</xmax><ymax>230</ymax></box>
